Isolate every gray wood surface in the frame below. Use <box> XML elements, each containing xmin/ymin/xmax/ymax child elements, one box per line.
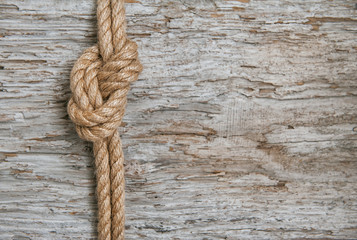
<box><xmin>1</xmin><ymin>0</ymin><xmax>357</xmax><ymax>239</ymax></box>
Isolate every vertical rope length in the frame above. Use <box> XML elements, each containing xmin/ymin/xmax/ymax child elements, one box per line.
<box><xmin>67</xmin><ymin>0</ymin><xmax>142</xmax><ymax>239</ymax></box>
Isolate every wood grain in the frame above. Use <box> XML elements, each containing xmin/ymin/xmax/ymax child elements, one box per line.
<box><xmin>1</xmin><ymin>0</ymin><xmax>356</xmax><ymax>239</ymax></box>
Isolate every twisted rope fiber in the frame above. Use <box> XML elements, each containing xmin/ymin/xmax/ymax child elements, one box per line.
<box><xmin>67</xmin><ymin>0</ymin><xmax>142</xmax><ymax>239</ymax></box>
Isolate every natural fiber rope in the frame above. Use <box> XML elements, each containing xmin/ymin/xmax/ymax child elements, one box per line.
<box><xmin>67</xmin><ymin>0</ymin><xmax>142</xmax><ymax>239</ymax></box>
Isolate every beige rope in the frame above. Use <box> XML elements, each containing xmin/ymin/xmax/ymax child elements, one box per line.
<box><xmin>67</xmin><ymin>0</ymin><xmax>142</xmax><ymax>239</ymax></box>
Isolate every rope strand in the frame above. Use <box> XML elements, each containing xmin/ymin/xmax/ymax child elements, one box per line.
<box><xmin>68</xmin><ymin>0</ymin><xmax>142</xmax><ymax>239</ymax></box>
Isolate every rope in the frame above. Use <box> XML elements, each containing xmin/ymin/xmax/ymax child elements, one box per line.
<box><xmin>67</xmin><ymin>0</ymin><xmax>142</xmax><ymax>239</ymax></box>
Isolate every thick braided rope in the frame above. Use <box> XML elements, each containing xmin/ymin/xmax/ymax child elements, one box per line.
<box><xmin>67</xmin><ymin>0</ymin><xmax>142</xmax><ymax>239</ymax></box>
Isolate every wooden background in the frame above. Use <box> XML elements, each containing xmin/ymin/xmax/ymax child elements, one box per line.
<box><xmin>1</xmin><ymin>0</ymin><xmax>357</xmax><ymax>239</ymax></box>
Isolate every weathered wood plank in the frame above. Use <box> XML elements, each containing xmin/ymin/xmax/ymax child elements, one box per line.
<box><xmin>0</xmin><ymin>0</ymin><xmax>356</xmax><ymax>239</ymax></box>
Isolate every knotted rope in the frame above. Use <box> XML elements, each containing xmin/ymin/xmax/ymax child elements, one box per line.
<box><xmin>67</xmin><ymin>0</ymin><xmax>142</xmax><ymax>239</ymax></box>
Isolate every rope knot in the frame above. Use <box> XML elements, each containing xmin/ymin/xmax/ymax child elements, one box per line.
<box><xmin>67</xmin><ymin>39</ymin><xmax>142</xmax><ymax>143</ymax></box>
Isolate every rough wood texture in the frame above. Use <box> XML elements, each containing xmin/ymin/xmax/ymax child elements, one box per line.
<box><xmin>1</xmin><ymin>0</ymin><xmax>357</xmax><ymax>239</ymax></box>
